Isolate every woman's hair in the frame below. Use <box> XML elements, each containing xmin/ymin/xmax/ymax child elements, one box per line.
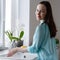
<box><xmin>39</xmin><ymin>1</ymin><xmax>57</xmax><ymax>38</ymax></box>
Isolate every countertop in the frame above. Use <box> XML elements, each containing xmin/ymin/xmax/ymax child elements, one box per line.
<box><xmin>0</xmin><ymin>49</ymin><xmax>37</xmax><ymax>60</ymax></box>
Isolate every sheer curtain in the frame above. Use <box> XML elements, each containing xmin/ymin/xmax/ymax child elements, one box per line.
<box><xmin>0</xmin><ymin>0</ymin><xmax>19</xmax><ymax>47</ymax></box>
<box><xmin>5</xmin><ymin>0</ymin><xmax>19</xmax><ymax>47</ymax></box>
<box><xmin>0</xmin><ymin>0</ymin><xmax>5</xmax><ymax>46</ymax></box>
<box><xmin>5</xmin><ymin>0</ymin><xmax>12</xmax><ymax>47</ymax></box>
<box><xmin>0</xmin><ymin>0</ymin><xmax>30</xmax><ymax>47</ymax></box>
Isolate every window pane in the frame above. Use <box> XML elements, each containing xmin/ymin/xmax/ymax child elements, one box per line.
<box><xmin>5</xmin><ymin>0</ymin><xmax>11</xmax><ymax>47</ymax></box>
<box><xmin>0</xmin><ymin>0</ymin><xmax>5</xmax><ymax>46</ymax></box>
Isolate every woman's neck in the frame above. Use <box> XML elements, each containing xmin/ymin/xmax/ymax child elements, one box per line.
<box><xmin>40</xmin><ymin>20</ymin><xmax>44</xmax><ymax>24</ymax></box>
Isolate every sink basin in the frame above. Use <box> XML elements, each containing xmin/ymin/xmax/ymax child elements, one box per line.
<box><xmin>0</xmin><ymin>51</ymin><xmax>38</xmax><ymax>60</ymax></box>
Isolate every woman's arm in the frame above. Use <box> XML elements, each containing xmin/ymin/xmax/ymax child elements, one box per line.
<box><xmin>7</xmin><ymin>47</ymin><xmax>28</xmax><ymax>57</ymax></box>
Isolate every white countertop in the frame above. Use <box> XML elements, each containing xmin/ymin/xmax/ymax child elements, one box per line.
<box><xmin>0</xmin><ymin>50</ymin><xmax>37</xmax><ymax>60</ymax></box>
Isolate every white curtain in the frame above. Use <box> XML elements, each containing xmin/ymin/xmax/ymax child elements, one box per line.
<box><xmin>11</xmin><ymin>0</ymin><xmax>19</xmax><ymax>37</ymax></box>
<box><xmin>5</xmin><ymin>0</ymin><xmax>19</xmax><ymax>47</ymax></box>
<box><xmin>0</xmin><ymin>0</ymin><xmax>30</xmax><ymax>47</ymax></box>
<box><xmin>0</xmin><ymin>0</ymin><xmax>5</xmax><ymax>46</ymax></box>
<box><xmin>0</xmin><ymin>0</ymin><xmax>19</xmax><ymax>47</ymax></box>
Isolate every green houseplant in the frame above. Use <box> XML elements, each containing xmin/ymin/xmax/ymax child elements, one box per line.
<box><xmin>55</xmin><ymin>38</ymin><xmax>59</xmax><ymax>45</ymax></box>
<box><xmin>5</xmin><ymin>30</ymin><xmax>24</xmax><ymax>47</ymax></box>
<box><xmin>55</xmin><ymin>38</ymin><xmax>59</xmax><ymax>48</ymax></box>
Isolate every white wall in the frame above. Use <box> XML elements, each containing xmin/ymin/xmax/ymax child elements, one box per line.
<box><xmin>50</xmin><ymin>0</ymin><xmax>60</xmax><ymax>40</ymax></box>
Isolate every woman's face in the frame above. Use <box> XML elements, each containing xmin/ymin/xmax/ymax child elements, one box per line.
<box><xmin>35</xmin><ymin>4</ymin><xmax>47</xmax><ymax>21</ymax></box>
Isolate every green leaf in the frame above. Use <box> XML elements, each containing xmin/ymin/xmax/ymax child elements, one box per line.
<box><xmin>5</xmin><ymin>31</ymin><xmax>13</xmax><ymax>42</ymax></box>
<box><xmin>55</xmin><ymin>38</ymin><xmax>59</xmax><ymax>44</ymax></box>
<box><xmin>11</xmin><ymin>37</ymin><xmax>19</xmax><ymax>41</ymax></box>
<box><xmin>5</xmin><ymin>30</ymin><xmax>24</xmax><ymax>42</ymax></box>
<box><xmin>19</xmin><ymin>31</ymin><xmax>24</xmax><ymax>40</ymax></box>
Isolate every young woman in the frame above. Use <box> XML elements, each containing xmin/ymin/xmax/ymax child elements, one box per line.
<box><xmin>7</xmin><ymin>1</ymin><xmax>58</xmax><ymax>60</ymax></box>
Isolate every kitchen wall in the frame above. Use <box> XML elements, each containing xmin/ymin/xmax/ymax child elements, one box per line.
<box><xmin>50</xmin><ymin>0</ymin><xmax>60</xmax><ymax>41</ymax></box>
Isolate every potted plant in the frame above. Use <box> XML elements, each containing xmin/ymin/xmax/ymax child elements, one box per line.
<box><xmin>55</xmin><ymin>38</ymin><xmax>59</xmax><ymax>48</ymax></box>
<box><xmin>5</xmin><ymin>30</ymin><xmax>24</xmax><ymax>47</ymax></box>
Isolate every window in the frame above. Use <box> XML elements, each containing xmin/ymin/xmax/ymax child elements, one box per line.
<box><xmin>0</xmin><ymin>0</ymin><xmax>19</xmax><ymax>47</ymax></box>
<box><xmin>5</xmin><ymin>0</ymin><xmax>11</xmax><ymax>47</ymax></box>
<box><xmin>0</xmin><ymin>0</ymin><xmax>30</xmax><ymax>47</ymax></box>
<box><xmin>5</xmin><ymin>0</ymin><xmax>20</xmax><ymax>47</ymax></box>
<box><xmin>0</xmin><ymin>0</ymin><xmax>5</xmax><ymax>46</ymax></box>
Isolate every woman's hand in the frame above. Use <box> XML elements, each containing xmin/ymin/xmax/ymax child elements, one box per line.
<box><xmin>7</xmin><ymin>47</ymin><xmax>19</xmax><ymax>57</ymax></box>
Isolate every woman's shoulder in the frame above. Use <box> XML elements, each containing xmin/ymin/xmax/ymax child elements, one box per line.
<box><xmin>37</xmin><ymin>23</ymin><xmax>47</xmax><ymax>31</ymax></box>
<box><xmin>38</xmin><ymin>23</ymin><xmax>50</xmax><ymax>33</ymax></box>
<box><xmin>38</xmin><ymin>22</ymin><xmax>48</xmax><ymax>28</ymax></box>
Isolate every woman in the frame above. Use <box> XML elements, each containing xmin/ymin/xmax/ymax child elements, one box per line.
<box><xmin>7</xmin><ymin>1</ymin><xmax>58</xmax><ymax>60</ymax></box>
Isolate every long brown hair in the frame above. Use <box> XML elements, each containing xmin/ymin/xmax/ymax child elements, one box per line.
<box><xmin>39</xmin><ymin>1</ymin><xmax>57</xmax><ymax>38</ymax></box>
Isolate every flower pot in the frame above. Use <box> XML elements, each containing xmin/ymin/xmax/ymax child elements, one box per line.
<box><xmin>16</xmin><ymin>40</ymin><xmax>23</xmax><ymax>47</ymax></box>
